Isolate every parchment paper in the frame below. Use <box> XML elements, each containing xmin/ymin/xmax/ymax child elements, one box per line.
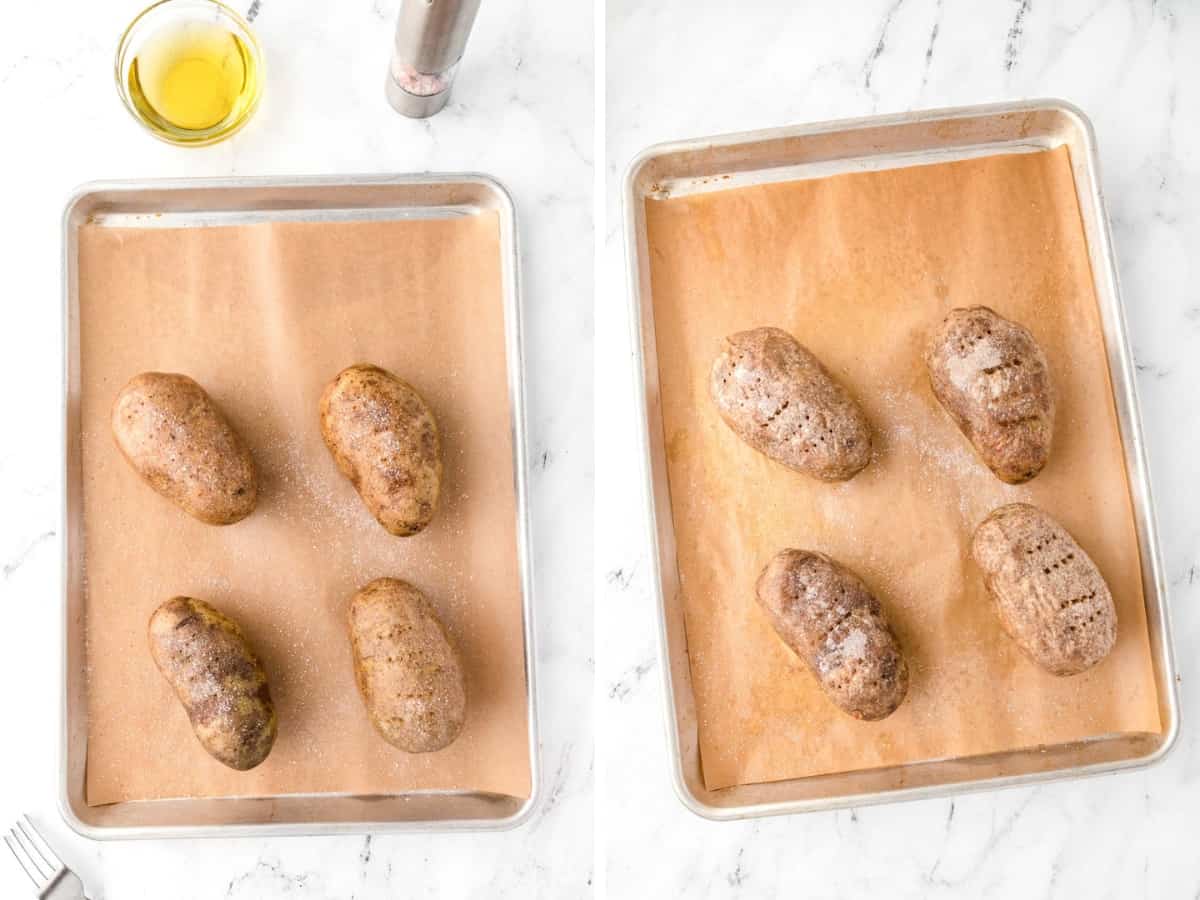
<box><xmin>644</xmin><ymin>147</ymin><xmax>1162</xmax><ymax>792</ymax></box>
<box><xmin>78</xmin><ymin>212</ymin><xmax>531</xmax><ymax>805</ymax></box>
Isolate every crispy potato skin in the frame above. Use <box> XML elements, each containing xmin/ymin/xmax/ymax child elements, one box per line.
<box><xmin>972</xmin><ymin>503</ymin><xmax>1116</xmax><ymax>676</ymax></box>
<box><xmin>756</xmin><ymin>550</ymin><xmax>909</xmax><ymax>720</ymax></box>
<box><xmin>710</xmin><ymin>327</ymin><xmax>872</xmax><ymax>481</ymax></box>
<box><xmin>111</xmin><ymin>373</ymin><xmax>258</xmax><ymax>525</ymax></box>
<box><xmin>925</xmin><ymin>306</ymin><xmax>1055</xmax><ymax>484</ymax></box>
<box><xmin>320</xmin><ymin>364</ymin><xmax>442</xmax><ymax>537</ymax></box>
<box><xmin>148</xmin><ymin>597</ymin><xmax>277</xmax><ymax>770</ymax></box>
<box><xmin>348</xmin><ymin>578</ymin><xmax>466</xmax><ymax>753</ymax></box>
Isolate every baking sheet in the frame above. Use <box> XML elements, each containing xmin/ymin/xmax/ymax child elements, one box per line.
<box><xmin>643</xmin><ymin>146</ymin><xmax>1162</xmax><ymax>792</ymax></box>
<box><xmin>78</xmin><ymin>212</ymin><xmax>531</xmax><ymax>805</ymax></box>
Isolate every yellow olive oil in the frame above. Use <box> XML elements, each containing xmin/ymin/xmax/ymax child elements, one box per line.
<box><xmin>127</xmin><ymin>18</ymin><xmax>260</xmax><ymax>143</ymax></box>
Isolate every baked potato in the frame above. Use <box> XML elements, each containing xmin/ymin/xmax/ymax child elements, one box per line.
<box><xmin>925</xmin><ymin>306</ymin><xmax>1055</xmax><ymax>484</ymax></box>
<box><xmin>710</xmin><ymin>327</ymin><xmax>872</xmax><ymax>481</ymax></box>
<box><xmin>972</xmin><ymin>503</ymin><xmax>1116</xmax><ymax>675</ymax></box>
<box><xmin>756</xmin><ymin>549</ymin><xmax>909</xmax><ymax>720</ymax></box>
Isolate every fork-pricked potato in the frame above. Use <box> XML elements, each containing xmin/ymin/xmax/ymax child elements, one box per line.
<box><xmin>925</xmin><ymin>306</ymin><xmax>1055</xmax><ymax>484</ymax></box>
<box><xmin>972</xmin><ymin>503</ymin><xmax>1116</xmax><ymax>676</ymax></box>
<box><xmin>710</xmin><ymin>327</ymin><xmax>872</xmax><ymax>481</ymax></box>
<box><xmin>755</xmin><ymin>549</ymin><xmax>909</xmax><ymax>720</ymax></box>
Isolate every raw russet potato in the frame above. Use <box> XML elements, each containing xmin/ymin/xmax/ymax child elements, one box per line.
<box><xmin>148</xmin><ymin>596</ymin><xmax>277</xmax><ymax>771</ymax></box>
<box><xmin>111</xmin><ymin>372</ymin><xmax>258</xmax><ymax>525</ymax></box>
<box><xmin>755</xmin><ymin>549</ymin><xmax>909</xmax><ymax>721</ymax></box>
<box><xmin>320</xmin><ymin>364</ymin><xmax>442</xmax><ymax>536</ymax></box>
<box><xmin>710</xmin><ymin>327</ymin><xmax>872</xmax><ymax>481</ymax></box>
<box><xmin>925</xmin><ymin>306</ymin><xmax>1055</xmax><ymax>484</ymax></box>
<box><xmin>347</xmin><ymin>577</ymin><xmax>467</xmax><ymax>753</ymax></box>
<box><xmin>972</xmin><ymin>503</ymin><xmax>1117</xmax><ymax>676</ymax></box>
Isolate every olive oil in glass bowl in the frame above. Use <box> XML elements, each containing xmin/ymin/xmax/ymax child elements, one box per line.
<box><xmin>116</xmin><ymin>0</ymin><xmax>263</xmax><ymax>146</ymax></box>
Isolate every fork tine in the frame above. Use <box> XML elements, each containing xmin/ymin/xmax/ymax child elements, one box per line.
<box><xmin>19</xmin><ymin>817</ymin><xmax>62</xmax><ymax>870</ymax></box>
<box><xmin>4</xmin><ymin>833</ymin><xmax>45</xmax><ymax>887</ymax></box>
<box><xmin>9</xmin><ymin>830</ymin><xmax>50</xmax><ymax>883</ymax></box>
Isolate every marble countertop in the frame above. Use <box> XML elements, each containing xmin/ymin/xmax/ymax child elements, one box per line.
<box><xmin>0</xmin><ymin>0</ymin><xmax>592</xmax><ymax>898</ymax></box>
<box><xmin>599</xmin><ymin>0</ymin><xmax>1198</xmax><ymax>897</ymax></box>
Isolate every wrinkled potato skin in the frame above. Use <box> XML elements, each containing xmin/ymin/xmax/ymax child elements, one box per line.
<box><xmin>148</xmin><ymin>597</ymin><xmax>277</xmax><ymax>771</ymax></box>
<box><xmin>320</xmin><ymin>364</ymin><xmax>442</xmax><ymax>537</ymax></box>
<box><xmin>756</xmin><ymin>550</ymin><xmax>909</xmax><ymax>721</ymax></box>
<box><xmin>972</xmin><ymin>503</ymin><xmax>1116</xmax><ymax>676</ymax></box>
<box><xmin>112</xmin><ymin>373</ymin><xmax>258</xmax><ymax>525</ymax></box>
<box><xmin>348</xmin><ymin>578</ymin><xmax>466</xmax><ymax>753</ymax></box>
<box><xmin>710</xmin><ymin>327</ymin><xmax>872</xmax><ymax>481</ymax></box>
<box><xmin>925</xmin><ymin>306</ymin><xmax>1055</xmax><ymax>484</ymax></box>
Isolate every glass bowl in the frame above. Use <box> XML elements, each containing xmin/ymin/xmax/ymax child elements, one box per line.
<box><xmin>115</xmin><ymin>0</ymin><xmax>263</xmax><ymax>147</ymax></box>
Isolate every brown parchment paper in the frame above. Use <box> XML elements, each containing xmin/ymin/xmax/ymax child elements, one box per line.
<box><xmin>78</xmin><ymin>212</ymin><xmax>531</xmax><ymax>805</ymax></box>
<box><xmin>644</xmin><ymin>147</ymin><xmax>1162</xmax><ymax>792</ymax></box>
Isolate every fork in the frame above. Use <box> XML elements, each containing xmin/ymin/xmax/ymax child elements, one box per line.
<box><xmin>3</xmin><ymin>816</ymin><xmax>91</xmax><ymax>900</ymax></box>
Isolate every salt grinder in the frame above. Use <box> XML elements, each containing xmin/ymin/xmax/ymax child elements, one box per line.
<box><xmin>386</xmin><ymin>0</ymin><xmax>483</xmax><ymax>118</ymax></box>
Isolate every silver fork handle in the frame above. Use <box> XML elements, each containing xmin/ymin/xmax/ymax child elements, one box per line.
<box><xmin>42</xmin><ymin>869</ymin><xmax>91</xmax><ymax>900</ymax></box>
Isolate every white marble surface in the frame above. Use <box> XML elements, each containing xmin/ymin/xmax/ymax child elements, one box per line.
<box><xmin>599</xmin><ymin>1</ymin><xmax>1199</xmax><ymax>897</ymax></box>
<box><xmin>0</xmin><ymin>0</ymin><xmax>592</xmax><ymax>897</ymax></box>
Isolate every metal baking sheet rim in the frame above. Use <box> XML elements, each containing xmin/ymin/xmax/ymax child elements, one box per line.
<box><xmin>58</xmin><ymin>173</ymin><xmax>542</xmax><ymax>838</ymax></box>
<box><xmin>623</xmin><ymin>99</ymin><xmax>1181</xmax><ymax>821</ymax></box>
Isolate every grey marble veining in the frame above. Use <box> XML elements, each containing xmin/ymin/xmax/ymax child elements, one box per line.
<box><xmin>600</xmin><ymin>0</ymin><xmax>1199</xmax><ymax>897</ymax></box>
<box><xmin>0</xmin><ymin>0</ymin><xmax>592</xmax><ymax>898</ymax></box>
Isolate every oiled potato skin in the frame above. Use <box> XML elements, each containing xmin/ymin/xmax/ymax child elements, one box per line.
<box><xmin>320</xmin><ymin>364</ymin><xmax>442</xmax><ymax>536</ymax></box>
<box><xmin>148</xmin><ymin>597</ymin><xmax>277</xmax><ymax>770</ymax></box>
<box><xmin>756</xmin><ymin>550</ymin><xmax>909</xmax><ymax>720</ymax></box>
<box><xmin>972</xmin><ymin>503</ymin><xmax>1116</xmax><ymax>676</ymax></box>
<box><xmin>112</xmin><ymin>373</ymin><xmax>258</xmax><ymax>525</ymax></box>
<box><xmin>925</xmin><ymin>306</ymin><xmax>1055</xmax><ymax>484</ymax></box>
<box><xmin>348</xmin><ymin>578</ymin><xmax>466</xmax><ymax>753</ymax></box>
<box><xmin>710</xmin><ymin>327</ymin><xmax>872</xmax><ymax>481</ymax></box>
